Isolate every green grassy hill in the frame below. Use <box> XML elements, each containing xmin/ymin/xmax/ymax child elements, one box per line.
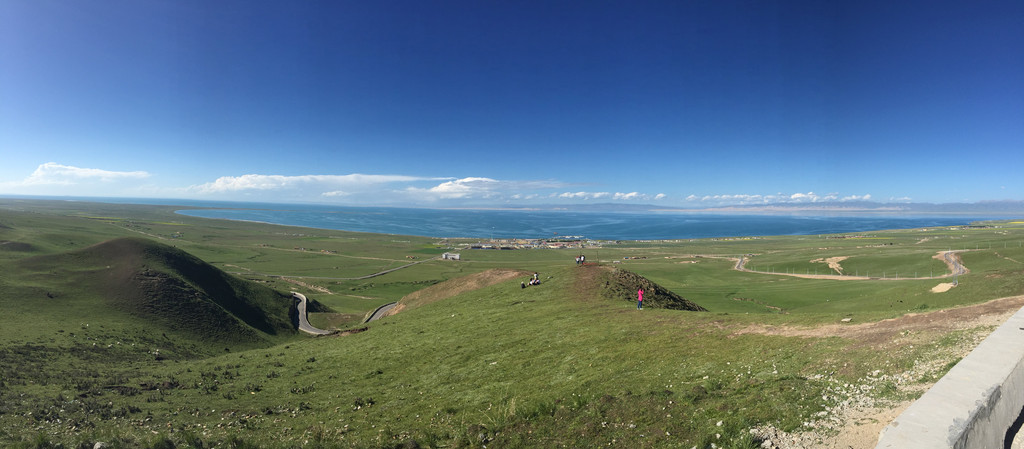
<box><xmin>10</xmin><ymin>236</ymin><xmax>300</xmax><ymax>351</ymax></box>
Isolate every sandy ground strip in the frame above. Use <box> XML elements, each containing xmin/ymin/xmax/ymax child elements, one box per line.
<box><xmin>810</xmin><ymin>256</ymin><xmax>849</xmax><ymax>275</ymax></box>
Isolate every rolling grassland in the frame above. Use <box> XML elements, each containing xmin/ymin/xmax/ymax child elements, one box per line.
<box><xmin>2</xmin><ymin>199</ymin><xmax>1023</xmax><ymax>448</ymax></box>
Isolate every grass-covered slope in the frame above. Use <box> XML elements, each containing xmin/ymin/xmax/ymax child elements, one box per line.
<box><xmin>15</xmin><ymin>236</ymin><xmax>298</xmax><ymax>346</ymax></box>
<box><xmin>1</xmin><ymin>244</ymin><xmax>1005</xmax><ymax>448</ymax></box>
<box><xmin>6</xmin><ymin>265</ymin><xmax>865</xmax><ymax>448</ymax></box>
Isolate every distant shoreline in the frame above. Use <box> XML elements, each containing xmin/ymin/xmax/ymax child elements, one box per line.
<box><xmin>3</xmin><ymin>194</ymin><xmax>1024</xmax><ymax>215</ymax></box>
<box><xmin>173</xmin><ymin>207</ymin><xmax>998</xmax><ymax>242</ymax></box>
<box><xmin>0</xmin><ymin>196</ymin><xmax>1012</xmax><ymax>241</ymax></box>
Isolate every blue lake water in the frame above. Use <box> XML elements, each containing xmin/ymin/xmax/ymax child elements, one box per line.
<box><xmin>172</xmin><ymin>203</ymin><xmax>988</xmax><ymax>241</ymax></box>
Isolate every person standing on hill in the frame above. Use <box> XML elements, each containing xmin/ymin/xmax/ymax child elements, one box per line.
<box><xmin>637</xmin><ymin>288</ymin><xmax>644</xmax><ymax>310</ymax></box>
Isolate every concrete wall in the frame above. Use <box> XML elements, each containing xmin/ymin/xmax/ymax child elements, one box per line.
<box><xmin>876</xmin><ymin>306</ymin><xmax>1024</xmax><ymax>449</ymax></box>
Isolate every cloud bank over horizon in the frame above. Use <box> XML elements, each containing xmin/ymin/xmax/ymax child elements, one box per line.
<box><xmin>21</xmin><ymin>162</ymin><xmax>151</xmax><ymax>185</ymax></box>
<box><xmin>0</xmin><ymin>162</ymin><xmax>896</xmax><ymax>208</ymax></box>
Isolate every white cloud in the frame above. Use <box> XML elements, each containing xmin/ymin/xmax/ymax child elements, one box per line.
<box><xmin>549</xmin><ymin>191</ymin><xmax>656</xmax><ymax>201</ymax></box>
<box><xmin>22</xmin><ymin>162</ymin><xmax>150</xmax><ymax>185</ymax></box>
<box><xmin>191</xmin><ymin>173</ymin><xmax>447</xmax><ymax>194</ymax></box>
<box><xmin>406</xmin><ymin>177</ymin><xmax>573</xmax><ymax>202</ymax></box>
<box><xmin>841</xmin><ymin>194</ymin><xmax>872</xmax><ymax>201</ymax></box>
<box><xmin>423</xmin><ymin>177</ymin><xmax>500</xmax><ymax>199</ymax></box>
<box><xmin>558</xmin><ymin>191</ymin><xmax>591</xmax><ymax>199</ymax></box>
<box><xmin>681</xmin><ymin>191</ymin><xmax>878</xmax><ymax>206</ymax></box>
<box><xmin>511</xmin><ymin>193</ymin><xmax>540</xmax><ymax>200</ymax></box>
<box><xmin>556</xmin><ymin>191</ymin><xmax>619</xmax><ymax>200</ymax></box>
<box><xmin>695</xmin><ymin>194</ymin><xmax>767</xmax><ymax>203</ymax></box>
<box><xmin>786</xmin><ymin>192</ymin><xmax>844</xmax><ymax>202</ymax></box>
<box><xmin>0</xmin><ymin>164</ymin><xmax>894</xmax><ymax>208</ymax></box>
<box><xmin>561</xmin><ymin>190</ymin><xmax>606</xmax><ymax>198</ymax></box>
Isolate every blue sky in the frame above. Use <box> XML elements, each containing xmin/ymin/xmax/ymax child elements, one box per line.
<box><xmin>1</xmin><ymin>1</ymin><xmax>1022</xmax><ymax>208</ymax></box>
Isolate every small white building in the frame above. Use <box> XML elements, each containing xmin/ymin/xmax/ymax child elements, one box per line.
<box><xmin>442</xmin><ymin>252</ymin><xmax>461</xmax><ymax>260</ymax></box>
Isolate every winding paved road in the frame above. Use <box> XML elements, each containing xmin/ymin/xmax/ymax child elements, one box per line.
<box><xmin>364</xmin><ymin>302</ymin><xmax>398</xmax><ymax>323</ymax></box>
<box><xmin>292</xmin><ymin>292</ymin><xmax>331</xmax><ymax>335</ymax></box>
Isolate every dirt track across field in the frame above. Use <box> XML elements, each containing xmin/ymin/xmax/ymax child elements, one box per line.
<box><xmin>735</xmin><ymin>294</ymin><xmax>1024</xmax><ymax>346</ymax></box>
<box><xmin>732</xmin><ymin>250</ymin><xmax>970</xmax><ymax>281</ymax></box>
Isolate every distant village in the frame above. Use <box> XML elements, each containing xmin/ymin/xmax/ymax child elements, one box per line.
<box><xmin>432</xmin><ymin>237</ymin><xmax>608</xmax><ymax>261</ymax></box>
<box><xmin>438</xmin><ymin>236</ymin><xmax>605</xmax><ymax>251</ymax></box>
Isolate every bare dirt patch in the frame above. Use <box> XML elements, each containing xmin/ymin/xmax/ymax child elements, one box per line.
<box><xmin>930</xmin><ymin>282</ymin><xmax>956</xmax><ymax>293</ymax></box>
<box><xmin>811</xmin><ymin>256</ymin><xmax>849</xmax><ymax>275</ymax></box>
<box><xmin>831</xmin><ymin>403</ymin><xmax>912</xmax><ymax>449</ymax></box>
<box><xmin>572</xmin><ymin>264</ymin><xmax>607</xmax><ymax>301</ymax></box>
<box><xmin>754</xmin><ymin>400</ymin><xmax>914</xmax><ymax>449</ymax></box>
<box><xmin>336</xmin><ymin>326</ymin><xmax>368</xmax><ymax>337</ymax></box>
<box><xmin>381</xmin><ymin>268</ymin><xmax>530</xmax><ymax>318</ymax></box>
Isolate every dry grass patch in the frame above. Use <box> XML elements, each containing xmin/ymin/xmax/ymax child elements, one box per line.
<box><xmin>382</xmin><ymin>268</ymin><xmax>530</xmax><ymax>317</ymax></box>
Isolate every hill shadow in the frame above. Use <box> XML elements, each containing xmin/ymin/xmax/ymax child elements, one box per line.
<box><xmin>18</xmin><ymin>237</ymin><xmax>299</xmax><ymax>346</ymax></box>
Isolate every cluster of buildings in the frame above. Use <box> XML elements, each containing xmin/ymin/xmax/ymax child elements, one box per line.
<box><xmin>462</xmin><ymin>237</ymin><xmax>604</xmax><ymax>250</ymax></box>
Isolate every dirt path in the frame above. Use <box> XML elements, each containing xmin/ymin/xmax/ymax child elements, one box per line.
<box><xmin>736</xmin><ymin>294</ymin><xmax>1024</xmax><ymax>343</ymax></box>
<box><xmin>934</xmin><ymin>250</ymin><xmax>969</xmax><ymax>276</ymax></box>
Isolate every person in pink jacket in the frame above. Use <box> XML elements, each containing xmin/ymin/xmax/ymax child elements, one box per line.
<box><xmin>637</xmin><ymin>288</ymin><xmax>644</xmax><ymax>310</ymax></box>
